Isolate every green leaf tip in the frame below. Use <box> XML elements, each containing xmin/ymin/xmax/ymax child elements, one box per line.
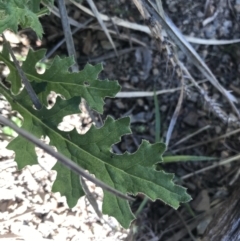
<box><xmin>100</xmin><ymin>140</ymin><xmax>191</xmax><ymax>228</ymax></box>
<box><xmin>0</xmin><ymin>0</ymin><xmax>52</xmax><ymax>38</ymax></box>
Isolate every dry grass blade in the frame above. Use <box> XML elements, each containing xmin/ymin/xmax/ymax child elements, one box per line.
<box><xmin>180</xmin><ymin>63</ymin><xmax>240</xmax><ymax>127</ymax></box>
<box><xmin>185</xmin><ymin>36</ymin><xmax>240</xmax><ymax>45</ymax></box>
<box><xmin>173</xmin><ymin>128</ymin><xmax>240</xmax><ymax>153</ymax></box>
<box><xmin>144</xmin><ymin>0</ymin><xmax>240</xmax><ymax>119</ymax></box>
<box><xmin>155</xmin><ymin>0</ymin><xmax>165</xmax><ymax>19</ymax></box>
<box><xmin>181</xmin><ymin>153</ymin><xmax>240</xmax><ymax>180</ymax></box>
<box><xmin>70</xmin><ymin>0</ymin><xmax>150</xmax><ymax>31</ymax></box>
<box><xmin>133</xmin><ymin>0</ymin><xmax>240</xmax><ymax>127</ymax></box>
<box><xmin>165</xmin><ymin>83</ymin><xmax>184</xmax><ymax>147</ymax></box>
<box><xmin>165</xmin><ymin>220</ymin><xmax>198</xmax><ymax>241</ymax></box>
<box><xmin>41</xmin><ymin>18</ymin><xmax>93</xmax><ymax>62</ymax></box>
<box><xmin>116</xmin><ymin>80</ymin><xmax>207</xmax><ymax>98</ymax></box>
<box><xmin>57</xmin><ymin>0</ymin><xmax>78</xmax><ymax>72</ymax></box>
<box><xmin>80</xmin><ymin>177</ymin><xmax>103</xmax><ymax>219</ymax></box>
<box><xmin>83</xmin><ymin>0</ymin><xmax>117</xmax><ymax>55</ymax></box>
<box><xmin>170</xmin><ymin>125</ymin><xmax>211</xmax><ymax>148</ymax></box>
<box><xmin>175</xmin><ymin>211</ymin><xmax>197</xmax><ymax>241</ymax></box>
<box><xmin>41</xmin><ymin>1</ymin><xmax>83</xmax><ymax>28</ymax></box>
<box><xmin>85</xmin><ymin>27</ymin><xmax>146</xmax><ymax>46</ymax></box>
<box><xmin>68</xmin><ymin>0</ymin><xmax>240</xmax><ymax>45</ymax></box>
<box><xmin>132</xmin><ymin>0</ymin><xmax>186</xmax><ymax>147</ymax></box>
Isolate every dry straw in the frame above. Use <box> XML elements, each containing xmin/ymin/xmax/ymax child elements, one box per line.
<box><xmin>132</xmin><ymin>0</ymin><xmax>240</xmax><ymax>140</ymax></box>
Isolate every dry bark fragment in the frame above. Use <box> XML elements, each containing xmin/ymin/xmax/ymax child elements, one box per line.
<box><xmin>202</xmin><ymin>183</ymin><xmax>240</xmax><ymax>241</ymax></box>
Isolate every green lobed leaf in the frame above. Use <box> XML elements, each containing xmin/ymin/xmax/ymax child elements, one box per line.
<box><xmin>1</xmin><ymin>83</ymin><xmax>191</xmax><ymax>228</ymax></box>
<box><xmin>0</xmin><ymin>0</ymin><xmax>50</xmax><ymax>38</ymax></box>
<box><xmin>0</xmin><ymin>0</ymin><xmax>191</xmax><ymax>229</ymax></box>
<box><xmin>1</xmin><ymin>84</ymin><xmax>85</xmax><ymax>200</ymax></box>
<box><xmin>0</xmin><ymin>42</ymin><xmax>22</xmax><ymax>94</ymax></box>
<box><xmin>2</xmin><ymin>116</ymin><xmax>22</xmax><ymax>137</ymax></box>
<box><xmin>0</xmin><ymin>46</ymin><xmax>120</xmax><ymax>113</ymax></box>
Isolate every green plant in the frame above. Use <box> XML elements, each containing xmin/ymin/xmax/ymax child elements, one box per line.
<box><xmin>2</xmin><ymin>116</ymin><xmax>22</xmax><ymax>137</ymax></box>
<box><xmin>0</xmin><ymin>0</ymin><xmax>191</xmax><ymax>229</ymax></box>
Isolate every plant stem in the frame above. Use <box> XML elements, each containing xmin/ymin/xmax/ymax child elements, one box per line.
<box><xmin>2</xmin><ymin>34</ymin><xmax>42</xmax><ymax>110</ymax></box>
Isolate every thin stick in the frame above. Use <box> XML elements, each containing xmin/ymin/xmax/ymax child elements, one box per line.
<box><xmin>173</xmin><ymin>128</ymin><xmax>240</xmax><ymax>153</ymax></box>
<box><xmin>175</xmin><ymin>210</ymin><xmax>197</xmax><ymax>241</ymax></box>
<box><xmin>69</xmin><ymin>0</ymin><xmax>240</xmax><ymax>44</ymax></box>
<box><xmin>132</xmin><ymin>0</ymin><xmax>185</xmax><ymax>147</ymax></box>
<box><xmin>2</xmin><ymin>34</ymin><xmax>42</xmax><ymax>110</ymax></box>
<box><xmin>80</xmin><ymin>177</ymin><xmax>103</xmax><ymax>218</ymax></box>
<box><xmin>142</xmin><ymin>0</ymin><xmax>240</xmax><ymax>119</ymax></box>
<box><xmin>0</xmin><ymin>115</ymin><xmax>134</xmax><ymax>202</ymax></box>
<box><xmin>165</xmin><ymin>83</ymin><xmax>184</xmax><ymax>147</ymax></box>
<box><xmin>181</xmin><ymin>153</ymin><xmax>240</xmax><ymax>180</ymax></box>
<box><xmin>86</xmin><ymin>0</ymin><xmax>117</xmax><ymax>55</ymax></box>
<box><xmin>155</xmin><ymin>0</ymin><xmax>165</xmax><ymax>17</ymax></box>
<box><xmin>42</xmin><ymin>1</ymin><xmax>83</xmax><ymax>28</ymax></box>
<box><xmin>41</xmin><ymin>18</ymin><xmax>94</xmax><ymax>62</ymax></box>
<box><xmin>116</xmin><ymin>80</ymin><xmax>207</xmax><ymax>98</ymax></box>
<box><xmin>57</xmin><ymin>0</ymin><xmax>78</xmax><ymax>72</ymax></box>
<box><xmin>170</xmin><ymin>125</ymin><xmax>211</xmax><ymax>148</ymax></box>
